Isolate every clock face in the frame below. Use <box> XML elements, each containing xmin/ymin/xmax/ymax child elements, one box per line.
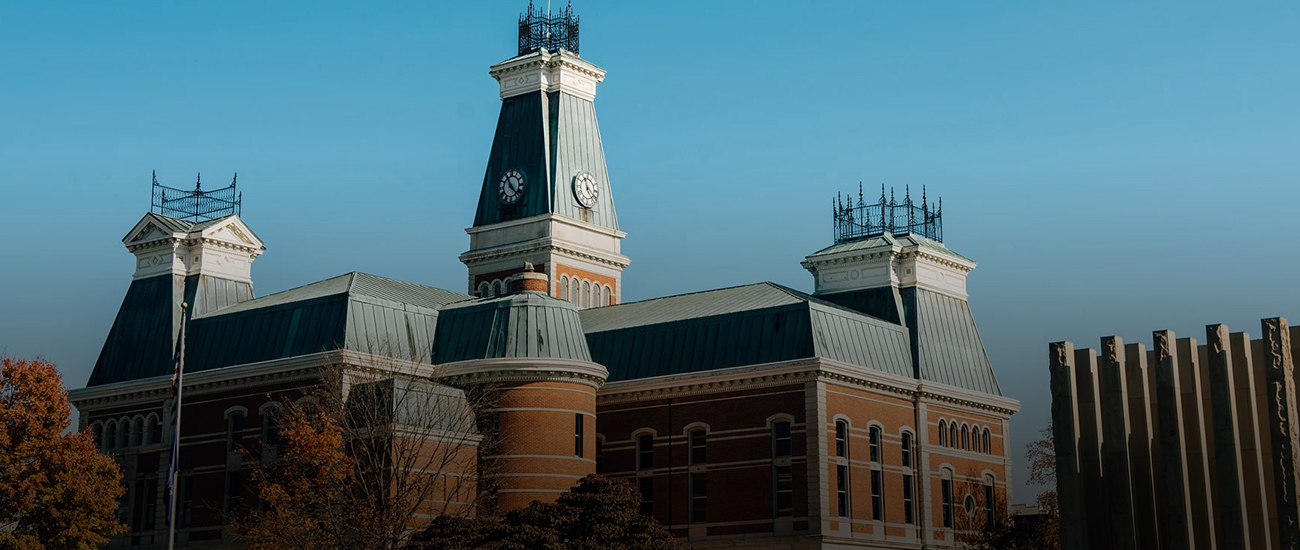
<box><xmin>499</xmin><ymin>169</ymin><xmax>525</xmax><ymax>206</ymax></box>
<box><xmin>573</xmin><ymin>171</ymin><xmax>599</xmax><ymax>208</ymax></box>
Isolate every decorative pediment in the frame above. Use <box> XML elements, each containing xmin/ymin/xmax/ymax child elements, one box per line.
<box><xmin>198</xmin><ymin>216</ymin><xmax>264</xmax><ymax>252</ymax></box>
<box><xmin>122</xmin><ymin>213</ymin><xmax>182</xmax><ymax>247</ymax></box>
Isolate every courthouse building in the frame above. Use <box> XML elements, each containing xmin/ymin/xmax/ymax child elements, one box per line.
<box><xmin>68</xmin><ymin>5</ymin><xmax>1019</xmax><ymax>549</ymax></box>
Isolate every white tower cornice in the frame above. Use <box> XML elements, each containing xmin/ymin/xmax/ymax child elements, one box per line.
<box><xmin>489</xmin><ymin>49</ymin><xmax>606</xmax><ymax>101</ymax></box>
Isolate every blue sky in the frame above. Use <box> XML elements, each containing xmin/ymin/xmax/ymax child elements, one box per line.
<box><xmin>2</xmin><ymin>1</ymin><xmax>1298</xmax><ymax>502</ymax></box>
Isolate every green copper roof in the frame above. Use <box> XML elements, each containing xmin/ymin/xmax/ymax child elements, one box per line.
<box><xmin>88</xmin><ymin>273</ymin><xmax>254</xmax><ymax>386</ymax></box>
<box><xmin>581</xmin><ymin>283</ymin><xmax>914</xmax><ymax>382</ymax></box>
<box><xmin>432</xmin><ymin>291</ymin><xmax>592</xmax><ymax>363</ymax></box>
<box><xmin>184</xmin><ymin>273</ymin><xmax>471</xmax><ymax>371</ymax></box>
<box><xmin>901</xmin><ymin>287</ymin><xmax>1001</xmax><ymax>395</ymax></box>
<box><xmin>472</xmin><ymin>90</ymin><xmax>618</xmax><ymax>231</ymax></box>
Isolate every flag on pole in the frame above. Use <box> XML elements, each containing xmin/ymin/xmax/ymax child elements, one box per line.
<box><xmin>165</xmin><ymin>304</ymin><xmax>187</xmax><ymax>527</ymax></box>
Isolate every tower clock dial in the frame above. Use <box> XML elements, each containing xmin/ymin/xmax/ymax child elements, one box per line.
<box><xmin>498</xmin><ymin>169</ymin><xmax>525</xmax><ymax>206</ymax></box>
<box><xmin>573</xmin><ymin>171</ymin><xmax>599</xmax><ymax>208</ymax></box>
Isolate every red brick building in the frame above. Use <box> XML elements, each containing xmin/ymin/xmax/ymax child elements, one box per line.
<box><xmin>68</xmin><ymin>5</ymin><xmax>1018</xmax><ymax>549</ymax></box>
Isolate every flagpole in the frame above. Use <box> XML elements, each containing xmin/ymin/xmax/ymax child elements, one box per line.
<box><xmin>167</xmin><ymin>302</ymin><xmax>188</xmax><ymax>550</ymax></box>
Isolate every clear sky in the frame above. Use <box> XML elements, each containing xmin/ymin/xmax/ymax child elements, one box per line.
<box><xmin>2</xmin><ymin>0</ymin><xmax>1298</xmax><ymax>503</ymax></box>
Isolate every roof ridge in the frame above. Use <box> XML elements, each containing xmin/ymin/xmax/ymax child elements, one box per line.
<box><xmin>600</xmin><ymin>281</ymin><xmax>777</xmax><ymax>309</ymax></box>
<box><xmin>765</xmin><ymin>282</ymin><xmax>908</xmax><ymax>330</ymax></box>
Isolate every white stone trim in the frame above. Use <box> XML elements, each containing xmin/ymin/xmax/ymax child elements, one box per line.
<box><xmin>489</xmin><ymin>49</ymin><xmax>606</xmax><ymax>101</ymax></box>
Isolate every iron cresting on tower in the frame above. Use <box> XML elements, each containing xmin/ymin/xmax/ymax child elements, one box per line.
<box><xmin>459</xmin><ymin>2</ymin><xmax>629</xmax><ymax>310</ymax></box>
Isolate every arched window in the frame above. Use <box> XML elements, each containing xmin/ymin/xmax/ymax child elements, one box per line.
<box><xmin>950</xmin><ymin>423</ymin><xmax>958</xmax><ymax>450</ymax></box>
<box><xmin>144</xmin><ymin>415</ymin><xmax>160</xmax><ymax>445</ymax></box>
<box><xmin>92</xmin><ymin>423</ymin><xmax>104</xmax><ymax>449</ymax></box>
<box><xmin>104</xmin><ymin>421</ymin><xmax>116</xmax><ymax>450</ymax></box>
<box><xmin>263</xmin><ymin>406</ymin><xmax>281</xmax><ymax>446</ymax></box>
<box><xmin>902</xmin><ymin>432</ymin><xmax>915</xmax><ymax>524</ymax></box>
<box><xmin>868</xmin><ymin>426</ymin><xmax>881</xmax><ymax>463</ymax></box>
<box><xmin>972</xmin><ymin>425</ymin><xmax>981</xmax><ymax>453</ymax></box>
<box><xmin>135</xmin><ymin>417</ymin><xmax>146</xmax><ymax>446</ymax></box>
<box><xmin>961</xmin><ymin>425</ymin><xmax>969</xmax><ymax>451</ymax></box>
<box><xmin>983</xmin><ymin>428</ymin><xmax>992</xmax><ymax>455</ymax></box>
<box><xmin>771</xmin><ymin>420</ymin><xmax>793</xmax><ymax>518</ymax></box>
<box><xmin>581</xmin><ymin>281</ymin><xmax>591</xmax><ymax>308</ymax></box>
<box><xmin>227</xmin><ymin>410</ymin><xmax>246</xmax><ymax>453</ymax></box>
<box><xmin>938</xmin><ymin>420</ymin><xmax>947</xmax><ymax>447</ymax></box>
<box><xmin>115</xmin><ymin>418</ymin><xmax>128</xmax><ymax>448</ymax></box>
<box><xmin>559</xmin><ymin>276</ymin><xmax>569</xmax><ymax>300</ymax></box>
<box><xmin>492</xmin><ymin>280</ymin><xmax>503</xmax><ymax>297</ymax></box>
<box><xmin>570</xmin><ymin>279</ymin><xmax>580</xmax><ymax>305</ymax></box>
<box><xmin>984</xmin><ymin>474</ymin><xmax>996</xmax><ymax>527</ymax></box>
<box><xmin>588</xmin><ymin>283</ymin><xmax>597</xmax><ymax>308</ymax></box>
<box><xmin>637</xmin><ymin>434</ymin><xmax>655</xmax><ymax>471</ymax></box>
<box><xmin>835</xmin><ymin>420</ymin><xmax>849</xmax><ymax>458</ymax></box>
<box><xmin>602</xmin><ymin>285</ymin><xmax>612</xmax><ymax>306</ymax></box>
<box><xmin>479</xmin><ymin>282</ymin><xmax>491</xmax><ymax>297</ymax></box>
<box><xmin>688</xmin><ymin>428</ymin><xmax>707</xmax><ymax>524</ymax></box>
<box><xmin>941</xmin><ymin>468</ymin><xmax>955</xmax><ymax>528</ymax></box>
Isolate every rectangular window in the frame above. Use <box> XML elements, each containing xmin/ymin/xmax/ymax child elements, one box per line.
<box><xmin>903</xmin><ymin>475</ymin><xmax>915</xmax><ymax>524</ymax></box>
<box><xmin>227</xmin><ymin>413</ymin><xmax>245</xmax><ymax>453</ymax></box>
<box><xmin>868</xmin><ymin>428</ymin><xmax>881</xmax><ymax>463</ymax></box>
<box><xmin>985</xmin><ymin>482</ymin><xmax>996</xmax><ymax>527</ymax></box>
<box><xmin>836</xmin><ymin>465</ymin><xmax>849</xmax><ymax>517</ymax></box>
<box><xmin>835</xmin><ymin>421</ymin><xmax>848</xmax><ymax>458</ymax></box>
<box><xmin>574</xmin><ymin>413</ymin><xmax>584</xmax><ymax>457</ymax></box>
<box><xmin>637</xmin><ymin>434</ymin><xmax>654</xmax><ymax>471</ymax></box>
<box><xmin>901</xmin><ymin>433</ymin><xmax>912</xmax><ymax>468</ymax></box>
<box><xmin>772</xmin><ymin>421</ymin><xmax>792</xmax><ymax>458</ymax></box>
<box><xmin>595</xmin><ymin>438</ymin><xmax>604</xmax><ymax>474</ymax></box>
<box><xmin>942</xmin><ymin>478</ymin><xmax>954</xmax><ymax>528</ymax></box>
<box><xmin>638</xmin><ymin>476</ymin><xmax>654</xmax><ymax>516</ymax></box>
<box><xmin>690</xmin><ymin>472</ymin><xmax>707</xmax><ymax>523</ymax></box>
<box><xmin>225</xmin><ymin>470</ymin><xmax>242</xmax><ymax>516</ymax></box>
<box><xmin>181</xmin><ymin>473</ymin><xmax>193</xmax><ymax>527</ymax></box>
<box><xmin>870</xmin><ymin>469</ymin><xmax>883</xmax><ymax>521</ymax></box>
<box><xmin>134</xmin><ymin>478</ymin><xmax>157</xmax><ymax>532</ymax></box>
<box><xmin>689</xmin><ymin>430</ymin><xmax>707</xmax><ymax>465</ymax></box>
<box><xmin>773</xmin><ymin>465</ymin><xmax>793</xmax><ymax>518</ymax></box>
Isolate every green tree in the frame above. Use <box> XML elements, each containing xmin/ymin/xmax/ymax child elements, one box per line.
<box><xmin>407</xmin><ymin>475</ymin><xmax>681</xmax><ymax>550</ymax></box>
<box><xmin>0</xmin><ymin>358</ymin><xmax>126</xmax><ymax>549</ymax></box>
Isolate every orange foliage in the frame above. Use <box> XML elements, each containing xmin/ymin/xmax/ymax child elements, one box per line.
<box><xmin>0</xmin><ymin>358</ymin><xmax>127</xmax><ymax>549</ymax></box>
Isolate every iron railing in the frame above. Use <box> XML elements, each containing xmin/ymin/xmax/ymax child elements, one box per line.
<box><xmin>833</xmin><ymin>185</ymin><xmax>942</xmax><ymax>244</ymax></box>
<box><xmin>151</xmin><ymin>171</ymin><xmax>241</xmax><ymax>222</ymax></box>
<box><xmin>518</xmin><ymin>2</ymin><xmax>579</xmax><ymax>56</ymax></box>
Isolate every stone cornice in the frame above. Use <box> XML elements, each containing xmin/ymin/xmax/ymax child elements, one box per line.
<box><xmin>68</xmin><ymin>351</ymin><xmax>444</xmax><ymax>411</ymax></box>
<box><xmin>459</xmin><ymin>237</ymin><xmax>630</xmax><ymax>269</ymax></box>
<box><xmin>596</xmin><ymin>358</ymin><xmax>1020</xmax><ymax>416</ymax></box>
<box><xmin>489</xmin><ymin>50</ymin><xmax>606</xmax><ymax>81</ymax></box>
<box><xmin>440</xmin><ymin>357</ymin><xmax>609</xmax><ymax>389</ymax></box>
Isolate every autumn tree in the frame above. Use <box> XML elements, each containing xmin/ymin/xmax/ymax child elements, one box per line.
<box><xmin>956</xmin><ymin>422</ymin><xmax>1060</xmax><ymax>550</ymax></box>
<box><xmin>0</xmin><ymin>358</ymin><xmax>126</xmax><ymax>549</ymax></box>
<box><xmin>406</xmin><ymin>475</ymin><xmax>681</xmax><ymax>550</ymax></box>
<box><xmin>234</xmin><ymin>357</ymin><xmax>489</xmax><ymax>550</ymax></box>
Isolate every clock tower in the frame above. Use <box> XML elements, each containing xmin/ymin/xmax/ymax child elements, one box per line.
<box><xmin>459</xmin><ymin>3</ymin><xmax>629</xmax><ymax>309</ymax></box>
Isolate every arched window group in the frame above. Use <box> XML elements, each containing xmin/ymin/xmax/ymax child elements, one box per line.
<box><xmin>557</xmin><ymin>274</ymin><xmax>613</xmax><ymax>309</ymax></box>
<box><xmin>937</xmin><ymin>419</ymin><xmax>995</xmax><ymax>455</ymax></box>
<box><xmin>478</xmin><ymin>279</ymin><xmax>508</xmax><ymax>298</ymax></box>
<box><xmin>92</xmin><ymin>413</ymin><xmax>162</xmax><ymax>452</ymax></box>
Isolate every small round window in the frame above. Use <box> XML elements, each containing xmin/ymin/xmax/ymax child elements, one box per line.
<box><xmin>964</xmin><ymin>495</ymin><xmax>977</xmax><ymax>516</ymax></box>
